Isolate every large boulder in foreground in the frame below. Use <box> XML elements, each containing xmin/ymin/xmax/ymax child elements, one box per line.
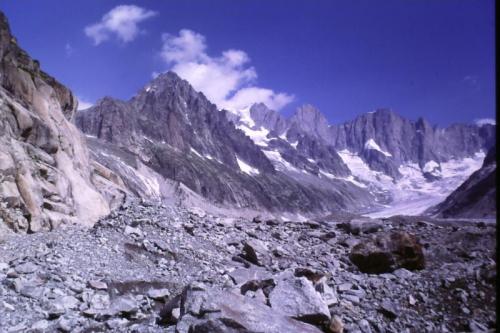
<box><xmin>269</xmin><ymin>274</ymin><xmax>331</xmax><ymax>326</ymax></box>
<box><xmin>163</xmin><ymin>285</ymin><xmax>323</xmax><ymax>333</ymax></box>
<box><xmin>349</xmin><ymin>231</ymin><xmax>425</xmax><ymax>274</ymax></box>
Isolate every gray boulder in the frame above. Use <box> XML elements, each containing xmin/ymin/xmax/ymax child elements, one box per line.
<box><xmin>269</xmin><ymin>273</ymin><xmax>331</xmax><ymax>325</ymax></box>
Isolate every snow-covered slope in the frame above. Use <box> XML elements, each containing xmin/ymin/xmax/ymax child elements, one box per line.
<box><xmin>228</xmin><ymin>103</ymin><xmax>494</xmax><ymax>217</ymax></box>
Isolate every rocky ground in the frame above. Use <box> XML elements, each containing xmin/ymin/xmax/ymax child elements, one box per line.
<box><xmin>0</xmin><ymin>198</ymin><xmax>496</xmax><ymax>333</ymax></box>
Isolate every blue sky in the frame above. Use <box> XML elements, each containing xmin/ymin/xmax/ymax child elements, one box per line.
<box><xmin>1</xmin><ymin>0</ymin><xmax>495</xmax><ymax>126</ymax></box>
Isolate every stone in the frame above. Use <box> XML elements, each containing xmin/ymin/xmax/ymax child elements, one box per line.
<box><xmin>341</xmin><ymin>218</ymin><xmax>383</xmax><ymax>235</ymax></box>
<box><xmin>171</xmin><ymin>288</ymin><xmax>324</xmax><ymax>333</ymax></box>
<box><xmin>89</xmin><ymin>292</ymin><xmax>111</xmax><ymax>310</ymax></box>
<box><xmin>124</xmin><ymin>226</ymin><xmax>143</xmax><ymax>238</ymax></box>
<box><xmin>241</xmin><ymin>239</ymin><xmax>271</xmax><ymax>267</ymax></box>
<box><xmin>30</xmin><ymin>320</ymin><xmax>49</xmax><ymax>332</ymax></box>
<box><xmin>0</xmin><ymin>262</ymin><xmax>10</xmax><ymax>271</ymax></box>
<box><xmin>468</xmin><ymin>320</ymin><xmax>488</xmax><ymax>333</ymax></box>
<box><xmin>229</xmin><ymin>267</ymin><xmax>273</xmax><ymax>285</ymax></box>
<box><xmin>188</xmin><ymin>207</ymin><xmax>206</xmax><ymax>218</ymax></box>
<box><xmin>349</xmin><ymin>231</ymin><xmax>425</xmax><ymax>274</ymax></box>
<box><xmin>108</xmin><ymin>295</ymin><xmax>138</xmax><ymax>316</ymax></box>
<box><xmin>55</xmin><ymin>295</ymin><xmax>80</xmax><ymax>310</ymax></box>
<box><xmin>88</xmin><ymin>280</ymin><xmax>108</xmax><ymax>290</ymax></box>
<box><xmin>57</xmin><ymin>316</ymin><xmax>77</xmax><ymax>332</ymax></box>
<box><xmin>147</xmin><ymin>288</ymin><xmax>170</xmax><ymax>300</ymax></box>
<box><xmin>216</xmin><ymin>217</ymin><xmax>236</xmax><ymax>228</ymax></box>
<box><xmin>329</xmin><ymin>315</ymin><xmax>344</xmax><ymax>333</ymax></box>
<box><xmin>315</xmin><ymin>278</ymin><xmax>338</xmax><ymax>306</ymax></box>
<box><xmin>106</xmin><ymin>318</ymin><xmax>129</xmax><ymax>329</ymax></box>
<box><xmin>379</xmin><ymin>300</ymin><xmax>398</xmax><ymax>319</ymax></box>
<box><xmin>358</xmin><ymin>319</ymin><xmax>372</xmax><ymax>333</ymax></box>
<box><xmin>14</xmin><ymin>262</ymin><xmax>38</xmax><ymax>274</ymax></box>
<box><xmin>269</xmin><ymin>274</ymin><xmax>331</xmax><ymax>325</ymax></box>
<box><xmin>393</xmin><ymin>268</ymin><xmax>414</xmax><ymax>279</ymax></box>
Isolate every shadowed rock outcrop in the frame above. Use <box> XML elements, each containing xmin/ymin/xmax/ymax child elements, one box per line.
<box><xmin>349</xmin><ymin>231</ymin><xmax>425</xmax><ymax>274</ymax></box>
<box><xmin>426</xmin><ymin>146</ymin><xmax>497</xmax><ymax>219</ymax></box>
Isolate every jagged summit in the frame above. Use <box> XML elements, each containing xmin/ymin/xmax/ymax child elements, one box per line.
<box><xmin>77</xmin><ymin>68</ymin><xmax>375</xmax><ymax>214</ymax></box>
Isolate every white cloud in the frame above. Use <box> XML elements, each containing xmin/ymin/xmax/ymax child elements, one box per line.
<box><xmin>65</xmin><ymin>43</ymin><xmax>74</xmax><ymax>57</ymax></box>
<box><xmin>159</xmin><ymin>29</ymin><xmax>293</xmax><ymax>111</ymax></box>
<box><xmin>77</xmin><ymin>97</ymin><xmax>93</xmax><ymax>110</ymax></box>
<box><xmin>85</xmin><ymin>5</ymin><xmax>157</xmax><ymax>45</ymax></box>
<box><xmin>475</xmin><ymin>118</ymin><xmax>496</xmax><ymax>126</ymax></box>
<box><xmin>222</xmin><ymin>87</ymin><xmax>294</xmax><ymax>111</ymax></box>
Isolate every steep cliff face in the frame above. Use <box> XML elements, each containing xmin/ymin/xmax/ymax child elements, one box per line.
<box><xmin>329</xmin><ymin>109</ymin><xmax>494</xmax><ymax>168</ymax></box>
<box><xmin>0</xmin><ymin>11</ymin><xmax>112</xmax><ymax>233</ymax></box>
<box><xmin>426</xmin><ymin>146</ymin><xmax>496</xmax><ymax>219</ymax></box>
<box><xmin>227</xmin><ymin>103</ymin><xmax>494</xmax><ymax>217</ymax></box>
<box><xmin>77</xmin><ymin>72</ymin><xmax>375</xmax><ymax>215</ymax></box>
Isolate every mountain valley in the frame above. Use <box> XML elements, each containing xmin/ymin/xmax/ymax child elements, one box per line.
<box><xmin>0</xmin><ymin>8</ymin><xmax>496</xmax><ymax>333</ymax></box>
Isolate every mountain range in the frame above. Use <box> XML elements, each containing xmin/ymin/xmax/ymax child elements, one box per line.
<box><xmin>0</xmin><ymin>9</ymin><xmax>496</xmax><ymax>234</ymax></box>
<box><xmin>75</xmin><ymin>71</ymin><xmax>495</xmax><ymax>220</ymax></box>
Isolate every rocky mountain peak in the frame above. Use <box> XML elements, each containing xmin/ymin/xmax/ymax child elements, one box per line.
<box><xmin>290</xmin><ymin>104</ymin><xmax>331</xmax><ymax>141</ymax></box>
<box><xmin>293</xmin><ymin>104</ymin><xmax>328</xmax><ymax>123</ymax></box>
<box><xmin>249</xmin><ymin>103</ymin><xmax>288</xmax><ymax>134</ymax></box>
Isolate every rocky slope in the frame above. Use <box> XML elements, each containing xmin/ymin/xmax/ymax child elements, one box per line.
<box><xmin>0</xmin><ymin>198</ymin><xmax>496</xmax><ymax>332</ymax></box>
<box><xmin>0</xmin><ymin>11</ymin><xmax>125</xmax><ymax>234</ymax></box>
<box><xmin>76</xmin><ymin>72</ymin><xmax>374</xmax><ymax>216</ymax></box>
<box><xmin>426</xmin><ymin>146</ymin><xmax>496</xmax><ymax>219</ymax></box>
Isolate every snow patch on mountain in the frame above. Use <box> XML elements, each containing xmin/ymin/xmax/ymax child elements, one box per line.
<box><xmin>422</xmin><ymin>160</ymin><xmax>440</xmax><ymax>176</ymax></box>
<box><xmin>238</xmin><ymin>125</ymin><xmax>270</xmax><ymax>147</ymax></box>
<box><xmin>263</xmin><ymin>150</ymin><xmax>301</xmax><ymax>173</ymax></box>
<box><xmin>337</xmin><ymin>148</ymin><xmax>487</xmax><ymax>217</ymax></box>
<box><xmin>190</xmin><ymin>148</ymin><xmax>203</xmax><ymax>158</ymax></box>
<box><xmin>365</xmin><ymin>151</ymin><xmax>486</xmax><ymax>217</ymax></box>
<box><xmin>338</xmin><ymin>149</ymin><xmax>393</xmax><ymax>186</ymax></box>
<box><xmin>364</xmin><ymin>139</ymin><xmax>392</xmax><ymax>157</ymax></box>
<box><xmin>319</xmin><ymin>170</ymin><xmax>367</xmax><ymax>188</ymax></box>
<box><xmin>236</xmin><ymin>157</ymin><xmax>260</xmax><ymax>175</ymax></box>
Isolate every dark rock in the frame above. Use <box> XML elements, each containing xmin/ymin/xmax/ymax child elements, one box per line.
<box><xmin>426</xmin><ymin>145</ymin><xmax>496</xmax><ymax>219</ymax></box>
<box><xmin>241</xmin><ymin>240</ymin><xmax>271</xmax><ymax>267</ymax></box>
<box><xmin>349</xmin><ymin>231</ymin><xmax>425</xmax><ymax>274</ymax></box>
<box><xmin>378</xmin><ymin>300</ymin><xmax>398</xmax><ymax>320</ymax></box>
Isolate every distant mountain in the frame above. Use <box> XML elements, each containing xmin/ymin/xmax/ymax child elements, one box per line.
<box><xmin>76</xmin><ymin>70</ymin><xmax>495</xmax><ymax>217</ymax></box>
<box><xmin>76</xmin><ymin>72</ymin><xmax>374</xmax><ymax>216</ymax></box>
<box><xmin>226</xmin><ymin>103</ymin><xmax>494</xmax><ymax>217</ymax></box>
<box><xmin>425</xmin><ymin>146</ymin><xmax>496</xmax><ymax>219</ymax></box>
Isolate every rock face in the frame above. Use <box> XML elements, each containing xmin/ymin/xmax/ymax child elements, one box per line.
<box><xmin>76</xmin><ymin>72</ymin><xmax>374</xmax><ymax>215</ymax></box>
<box><xmin>249</xmin><ymin>105</ymin><xmax>494</xmax><ymax>174</ymax></box>
<box><xmin>426</xmin><ymin>146</ymin><xmax>497</xmax><ymax>219</ymax></box>
<box><xmin>349</xmin><ymin>231</ymin><xmax>425</xmax><ymax>274</ymax></box>
<box><xmin>329</xmin><ymin>110</ymin><xmax>495</xmax><ymax>167</ymax></box>
<box><xmin>0</xmin><ymin>11</ymin><xmax>115</xmax><ymax>233</ymax></box>
<box><xmin>227</xmin><ymin>103</ymin><xmax>495</xmax><ymax>217</ymax></box>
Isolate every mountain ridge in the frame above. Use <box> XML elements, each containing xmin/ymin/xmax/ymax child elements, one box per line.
<box><xmin>76</xmin><ymin>70</ymin><xmax>495</xmax><ymax>218</ymax></box>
